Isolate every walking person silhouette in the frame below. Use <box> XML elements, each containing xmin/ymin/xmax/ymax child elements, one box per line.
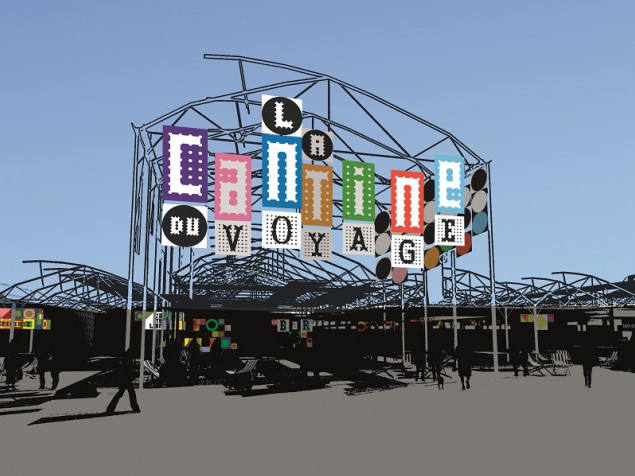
<box><xmin>581</xmin><ymin>335</ymin><xmax>598</xmax><ymax>388</ymax></box>
<box><xmin>106</xmin><ymin>348</ymin><xmax>141</xmax><ymax>414</ymax></box>
<box><xmin>453</xmin><ymin>343</ymin><xmax>473</xmax><ymax>390</ymax></box>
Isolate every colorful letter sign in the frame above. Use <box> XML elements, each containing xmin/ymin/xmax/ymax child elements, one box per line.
<box><xmin>302</xmin><ymin>129</ymin><xmax>333</xmax><ymax>162</ymax></box>
<box><xmin>391</xmin><ymin>170</ymin><xmax>424</xmax><ymax>234</ymax></box>
<box><xmin>215</xmin><ymin>153</ymin><xmax>251</xmax><ymax>221</ymax></box>
<box><xmin>262</xmin><ymin>134</ymin><xmax>302</xmax><ymax>209</ymax></box>
<box><xmin>161</xmin><ymin>204</ymin><xmax>208</xmax><ymax>248</ymax></box>
<box><xmin>261</xmin><ymin>95</ymin><xmax>303</xmax><ymax>137</ymax></box>
<box><xmin>215</xmin><ymin>220</ymin><xmax>251</xmax><ymax>256</ymax></box>
<box><xmin>162</xmin><ymin>125</ymin><xmax>208</xmax><ymax>203</ymax></box>
<box><xmin>343</xmin><ymin>223</ymin><xmax>374</xmax><ymax>255</ymax></box>
<box><xmin>391</xmin><ymin>235</ymin><xmax>424</xmax><ymax>268</ymax></box>
<box><xmin>434</xmin><ymin>215</ymin><xmax>465</xmax><ymax>246</ymax></box>
<box><xmin>262</xmin><ymin>211</ymin><xmax>301</xmax><ymax>249</ymax></box>
<box><xmin>301</xmin><ymin>164</ymin><xmax>333</xmax><ymax>226</ymax></box>
<box><xmin>435</xmin><ymin>155</ymin><xmax>464</xmax><ymax>213</ymax></box>
<box><xmin>301</xmin><ymin>229</ymin><xmax>332</xmax><ymax>261</ymax></box>
<box><xmin>342</xmin><ymin>161</ymin><xmax>375</xmax><ymax>222</ymax></box>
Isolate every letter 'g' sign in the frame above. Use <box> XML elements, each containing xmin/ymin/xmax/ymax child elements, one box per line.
<box><xmin>162</xmin><ymin>125</ymin><xmax>208</xmax><ymax>203</ymax></box>
<box><xmin>162</xmin><ymin>204</ymin><xmax>208</xmax><ymax>248</ymax></box>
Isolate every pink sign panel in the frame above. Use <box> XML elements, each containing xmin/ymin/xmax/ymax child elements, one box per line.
<box><xmin>215</xmin><ymin>153</ymin><xmax>252</xmax><ymax>221</ymax></box>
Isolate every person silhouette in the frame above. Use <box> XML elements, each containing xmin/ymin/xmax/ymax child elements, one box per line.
<box><xmin>4</xmin><ymin>339</ymin><xmax>19</xmax><ymax>391</ymax></box>
<box><xmin>427</xmin><ymin>343</ymin><xmax>442</xmax><ymax>383</ymax></box>
<box><xmin>35</xmin><ymin>347</ymin><xmax>50</xmax><ymax>390</ymax></box>
<box><xmin>187</xmin><ymin>339</ymin><xmax>201</xmax><ymax>384</ymax></box>
<box><xmin>454</xmin><ymin>343</ymin><xmax>473</xmax><ymax>390</ymax></box>
<box><xmin>581</xmin><ymin>335</ymin><xmax>598</xmax><ymax>388</ymax></box>
<box><xmin>106</xmin><ymin>348</ymin><xmax>141</xmax><ymax>414</ymax></box>
<box><xmin>412</xmin><ymin>340</ymin><xmax>426</xmax><ymax>382</ymax></box>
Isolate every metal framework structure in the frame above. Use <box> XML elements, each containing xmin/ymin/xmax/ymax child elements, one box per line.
<box><xmin>0</xmin><ymin>260</ymin><xmax>149</xmax><ymax>312</ymax></box>
<box><xmin>442</xmin><ymin>268</ymin><xmax>635</xmax><ymax>308</ymax></box>
<box><xmin>125</xmin><ymin>54</ymin><xmax>495</xmax><ymax>318</ymax></box>
<box><xmin>2</xmin><ymin>56</ymin><xmax>632</xmax><ymax>320</ymax></box>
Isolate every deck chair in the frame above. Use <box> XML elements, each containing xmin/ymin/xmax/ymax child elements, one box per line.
<box><xmin>423</xmin><ymin>352</ymin><xmax>452</xmax><ymax>380</ymax></box>
<box><xmin>224</xmin><ymin>359</ymin><xmax>258</xmax><ymax>392</ymax></box>
<box><xmin>600</xmin><ymin>350</ymin><xmax>618</xmax><ymax>368</ymax></box>
<box><xmin>144</xmin><ymin>360</ymin><xmax>161</xmax><ymax>380</ymax></box>
<box><xmin>527</xmin><ymin>354</ymin><xmax>550</xmax><ymax>376</ymax></box>
<box><xmin>549</xmin><ymin>350</ymin><xmax>571</xmax><ymax>376</ymax></box>
<box><xmin>22</xmin><ymin>357</ymin><xmax>39</xmax><ymax>375</ymax></box>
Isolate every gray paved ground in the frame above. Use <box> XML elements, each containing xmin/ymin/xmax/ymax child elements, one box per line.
<box><xmin>1</xmin><ymin>367</ymin><xmax>633</xmax><ymax>476</ymax></box>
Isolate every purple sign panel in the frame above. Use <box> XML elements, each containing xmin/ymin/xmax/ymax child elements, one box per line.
<box><xmin>162</xmin><ymin>125</ymin><xmax>208</xmax><ymax>203</ymax></box>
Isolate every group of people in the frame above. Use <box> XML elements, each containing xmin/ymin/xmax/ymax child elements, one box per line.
<box><xmin>2</xmin><ymin>339</ymin><xmax>60</xmax><ymax>391</ymax></box>
<box><xmin>412</xmin><ymin>343</ymin><xmax>474</xmax><ymax>391</ymax></box>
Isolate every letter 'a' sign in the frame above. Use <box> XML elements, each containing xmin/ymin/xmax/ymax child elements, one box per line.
<box><xmin>163</xmin><ymin>125</ymin><xmax>208</xmax><ymax>203</ymax></box>
<box><xmin>435</xmin><ymin>155</ymin><xmax>464</xmax><ymax>213</ymax></box>
<box><xmin>162</xmin><ymin>204</ymin><xmax>208</xmax><ymax>248</ymax></box>
<box><xmin>391</xmin><ymin>170</ymin><xmax>424</xmax><ymax>234</ymax></box>
<box><xmin>302</xmin><ymin>129</ymin><xmax>333</xmax><ymax>162</ymax></box>
<box><xmin>215</xmin><ymin>153</ymin><xmax>251</xmax><ymax>221</ymax></box>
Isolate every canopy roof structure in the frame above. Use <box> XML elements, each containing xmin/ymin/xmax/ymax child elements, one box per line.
<box><xmin>0</xmin><ymin>260</ymin><xmax>150</xmax><ymax>312</ymax></box>
<box><xmin>442</xmin><ymin>269</ymin><xmax>635</xmax><ymax>308</ymax></box>
<box><xmin>124</xmin><ymin>54</ymin><xmax>493</xmax><ymax>313</ymax></box>
<box><xmin>2</xmin><ymin>260</ymin><xmax>633</xmax><ymax>312</ymax></box>
<box><xmin>3</xmin><ymin>57</ymin><xmax>632</xmax><ymax>314</ymax></box>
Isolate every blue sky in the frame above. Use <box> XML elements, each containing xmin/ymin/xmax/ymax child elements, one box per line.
<box><xmin>1</xmin><ymin>0</ymin><xmax>634</xmax><ymax>288</ymax></box>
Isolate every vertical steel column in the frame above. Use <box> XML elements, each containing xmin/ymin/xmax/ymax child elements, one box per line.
<box><xmin>401</xmin><ymin>283</ymin><xmax>406</xmax><ymax>367</ymax></box>
<box><xmin>189</xmin><ymin>249</ymin><xmax>194</xmax><ymax>299</ymax></box>
<box><xmin>125</xmin><ymin>128</ymin><xmax>140</xmax><ymax>350</ymax></box>
<box><xmin>504</xmin><ymin>307</ymin><xmax>510</xmax><ymax>361</ymax></box>
<box><xmin>485</xmin><ymin>162</ymin><xmax>499</xmax><ymax>373</ymax></box>
<box><xmin>533</xmin><ymin>304</ymin><xmax>540</xmax><ymax>355</ymax></box>
<box><xmin>9</xmin><ymin>302</ymin><xmax>16</xmax><ymax>342</ymax></box>
<box><xmin>423</xmin><ymin>271</ymin><xmax>429</xmax><ymax>354</ymax></box>
<box><xmin>382</xmin><ymin>280</ymin><xmax>387</xmax><ymax>362</ymax></box>
<box><xmin>138</xmin><ymin>155</ymin><xmax>154</xmax><ymax>390</ymax></box>
<box><xmin>451</xmin><ymin>251</ymin><xmax>458</xmax><ymax>349</ymax></box>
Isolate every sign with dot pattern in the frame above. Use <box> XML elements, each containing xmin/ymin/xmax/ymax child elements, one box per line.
<box><xmin>262</xmin><ymin>134</ymin><xmax>303</xmax><ymax>209</ymax></box>
<box><xmin>343</xmin><ymin>223</ymin><xmax>374</xmax><ymax>255</ymax></box>
<box><xmin>261</xmin><ymin>95</ymin><xmax>303</xmax><ymax>137</ymax></box>
<box><xmin>342</xmin><ymin>161</ymin><xmax>375</xmax><ymax>221</ymax></box>
<box><xmin>215</xmin><ymin>153</ymin><xmax>251</xmax><ymax>221</ymax></box>
<box><xmin>215</xmin><ymin>220</ymin><xmax>251</xmax><ymax>256</ymax></box>
<box><xmin>391</xmin><ymin>235</ymin><xmax>424</xmax><ymax>268</ymax></box>
<box><xmin>434</xmin><ymin>214</ymin><xmax>465</xmax><ymax>247</ymax></box>
<box><xmin>262</xmin><ymin>211</ymin><xmax>301</xmax><ymax>249</ymax></box>
<box><xmin>301</xmin><ymin>164</ymin><xmax>333</xmax><ymax>226</ymax></box>
<box><xmin>301</xmin><ymin>229</ymin><xmax>332</xmax><ymax>261</ymax></box>
<box><xmin>161</xmin><ymin>203</ymin><xmax>208</xmax><ymax>248</ymax></box>
<box><xmin>302</xmin><ymin>129</ymin><xmax>333</xmax><ymax>162</ymax></box>
<box><xmin>435</xmin><ymin>155</ymin><xmax>465</xmax><ymax>214</ymax></box>
<box><xmin>391</xmin><ymin>170</ymin><xmax>425</xmax><ymax>234</ymax></box>
<box><xmin>162</xmin><ymin>125</ymin><xmax>208</xmax><ymax>203</ymax></box>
